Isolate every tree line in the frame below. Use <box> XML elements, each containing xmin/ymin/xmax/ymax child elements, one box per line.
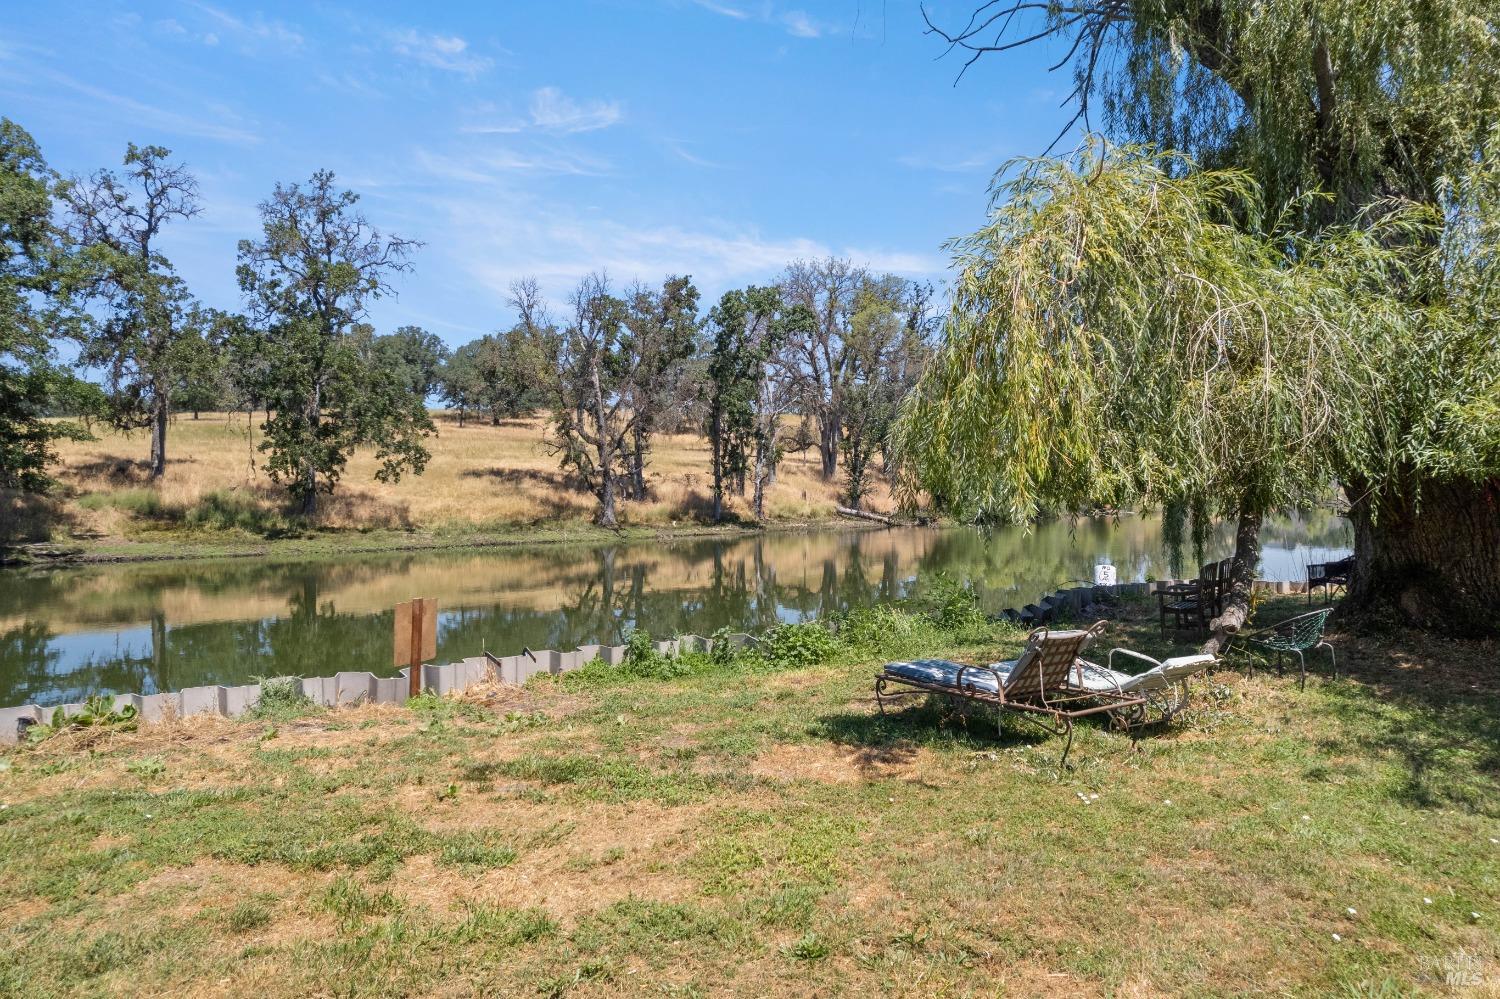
<box><xmin>901</xmin><ymin>0</ymin><xmax>1500</xmax><ymax>637</ymax></box>
<box><xmin>434</xmin><ymin>261</ymin><xmax>934</xmax><ymax>526</ymax></box>
<box><xmin>0</xmin><ymin>118</ymin><xmax>934</xmax><ymax>524</ymax></box>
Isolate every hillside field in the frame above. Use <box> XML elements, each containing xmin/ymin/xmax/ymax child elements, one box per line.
<box><xmin>4</xmin><ymin>412</ymin><xmax>893</xmax><ymax>553</ymax></box>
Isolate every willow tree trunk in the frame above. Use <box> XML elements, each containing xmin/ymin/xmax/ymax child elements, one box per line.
<box><xmin>629</xmin><ymin>425</ymin><xmax>647</xmax><ymax>501</ymax></box>
<box><xmin>1203</xmin><ymin>507</ymin><xmax>1263</xmax><ymax>656</ymax></box>
<box><xmin>1344</xmin><ymin>475</ymin><xmax>1500</xmax><ymax>637</ymax></box>
<box><xmin>751</xmin><ymin>438</ymin><xmax>772</xmax><ymax>523</ymax></box>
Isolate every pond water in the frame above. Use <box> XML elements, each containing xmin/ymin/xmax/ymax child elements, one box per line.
<box><xmin>0</xmin><ymin>514</ymin><xmax>1352</xmax><ymax>708</ymax></box>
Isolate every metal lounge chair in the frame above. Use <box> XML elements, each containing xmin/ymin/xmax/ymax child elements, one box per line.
<box><xmin>874</xmin><ymin>622</ymin><xmax>1148</xmax><ymax>765</ymax></box>
<box><xmin>1070</xmin><ymin>650</ymin><xmax>1217</xmax><ymax>724</ymax></box>
<box><xmin>1235</xmin><ymin>608</ymin><xmax>1337</xmax><ymax>689</ymax></box>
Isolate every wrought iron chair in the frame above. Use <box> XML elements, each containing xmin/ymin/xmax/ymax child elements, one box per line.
<box><xmin>875</xmin><ymin>623</ymin><xmax>1147</xmax><ymax>766</ymax></box>
<box><xmin>1236</xmin><ymin>608</ymin><xmax>1337</xmax><ymax>690</ymax></box>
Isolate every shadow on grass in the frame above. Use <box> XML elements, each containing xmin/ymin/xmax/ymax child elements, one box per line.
<box><xmin>1162</xmin><ymin>594</ymin><xmax>1499</xmax><ymax>815</ymax></box>
<box><xmin>1316</xmin><ymin>625</ymin><xmax>1500</xmax><ymax>815</ymax></box>
<box><xmin>667</xmin><ymin>489</ymin><xmax>744</xmax><ymax>526</ymax></box>
<box><xmin>62</xmin><ymin>457</ymin><xmax>158</xmax><ymax>486</ymax></box>
<box><xmin>812</xmin><ymin>693</ymin><xmax>1062</xmax><ymax>757</ymax></box>
<box><xmin>1</xmin><ymin>489</ymin><xmax>76</xmax><ymax>545</ymax></box>
<box><xmin>460</xmin><ymin>466</ymin><xmax>577</xmax><ymax>488</ymax></box>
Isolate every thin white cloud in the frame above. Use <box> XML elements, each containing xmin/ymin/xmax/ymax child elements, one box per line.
<box><xmin>898</xmin><ymin>151</ymin><xmax>996</xmax><ymax>173</ymax></box>
<box><xmin>381</xmin><ymin>148</ymin><xmax>940</xmax><ymax>315</ymax></box>
<box><xmin>781</xmin><ymin>11</ymin><xmax>822</xmax><ymax>38</ymax></box>
<box><xmin>186</xmin><ymin>1</ymin><xmax>303</xmax><ymax>53</ymax></box>
<box><xmin>459</xmin><ymin>100</ymin><xmax>526</xmax><ymax>135</ymax></box>
<box><xmin>316</xmin><ymin>72</ymin><xmax>385</xmax><ymax>99</ymax></box>
<box><xmin>528</xmin><ymin>87</ymin><xmax>623</xmax><ymax>133</ymax></box>
<box><xmin>415</xmin><ymin>145</ymin><xmax>612</xmax><ymax>180</ymax></box>
<box><xmin>387</xmin><ymin>28</ymin><xmax>492</xmax><ymax>75</ymax></box>
<box><xmin>7</xmin><ymin>64</ymin><xmax>261</xmax><ymax>145</ymax></box>
<box><xmin>461</xmin><ymin>88</ymin><xmax>624</xmax><ymax>136</ymax></box>
<box><xmin>691</xmin><ymin>0</ymin><xmax>752</xmax><ymax>18</ymax></box>
<box><xmin>689</xmin><ymin>1</ymin><xmax>837</xmax><ymax>39</ymax></box>
<box><xmin>667</xmin><ymin>140</ymin><xmax>723</xmax><ymax>169</ymax></box>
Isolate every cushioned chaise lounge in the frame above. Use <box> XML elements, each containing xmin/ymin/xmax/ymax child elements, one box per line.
<box><xmin>875</xmin><ymin>622</ymin><xmax>1149</xmax><ymax>765</ymax></box>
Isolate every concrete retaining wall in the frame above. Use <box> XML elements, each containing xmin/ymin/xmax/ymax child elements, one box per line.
<box><xmin>0</xmin><ymin>631</ymin><xmax>757</xmax><ymax>745</ymax></box>
<box><xmin>0</xmin><ymin>576</ymin><xmax>1311</xmax><ymax>744</ymax></box>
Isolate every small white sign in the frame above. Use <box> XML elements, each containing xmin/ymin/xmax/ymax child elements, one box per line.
<box><xmin>1093</xmin><ymin>564</ymin><xmax>1117</xmax><ymax>586</ymax></box>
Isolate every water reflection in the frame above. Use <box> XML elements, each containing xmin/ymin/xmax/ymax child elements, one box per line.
<box><xmin>0</xmin><ymin>514</ymin><xmax>1351</xmax><ymax>707</ymax></box>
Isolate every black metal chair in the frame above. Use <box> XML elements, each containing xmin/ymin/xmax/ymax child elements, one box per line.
<box><xmin>1157</xmin><ymin>563</ymin><xmax>1217</xmax><ymax>634</ymax></box>
<box><xmin>1307</xmin><ymin>557</ymin><xmax>1354</xmax><ymax>604</ymax></box>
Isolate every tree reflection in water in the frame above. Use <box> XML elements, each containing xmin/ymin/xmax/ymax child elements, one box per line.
<box><xmin>0</xmin><ymin>515</ymin><xmax>1352</xmax><ymax>706</ymax></box>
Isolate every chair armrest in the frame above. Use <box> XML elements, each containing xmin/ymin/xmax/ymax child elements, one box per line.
<box><xmin>1108</xmin><ymin>648</ymin><xmax>1164</xmax><ymax>673</ymax></box>
<box><xmin>955</xmin><ymin>663</ymin><xmax>1007</xmax><ymax>701</ymax></box>
<box><xmin>1075</xmin><ymin>658</ymin><xmax>1126</xmax><ymax>693</ymax></box>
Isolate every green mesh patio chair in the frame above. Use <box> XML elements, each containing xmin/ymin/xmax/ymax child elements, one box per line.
<box><xmin>1236</xmin><ymin>608</ymin><xmax>1337</xmax><ymax>690</ymax></box>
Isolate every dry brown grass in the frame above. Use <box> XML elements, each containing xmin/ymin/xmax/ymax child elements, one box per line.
<box><xmin>44</xmin><ymin>411</ymin><xmax>890</xmax><ymax>539</ymax></box>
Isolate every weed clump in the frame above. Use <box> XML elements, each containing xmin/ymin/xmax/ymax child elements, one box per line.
<box><xmin>23</xmin><ymin>694</ymin><xmax>139</xmax><ymax>744</ymax></box>
<box><xmin>180</xmin><ymin>490</ymin><xmax>289</xmax><ymax>535</ymax></box>
<box><xmin>247</xmin><ymin>676</ymin><xmax>316</xmax><ymax>722</ymax></box>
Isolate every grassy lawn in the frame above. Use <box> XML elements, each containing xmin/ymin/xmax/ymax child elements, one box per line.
<box><xmin>1</xmin><ymin>596</ymin><xmax>1496</xmax><ymax>996</ymax></box>
<box><xmin>4</xmin><ymin>413</ymin><xmax>888</xmax><ymax>555</ymax></box>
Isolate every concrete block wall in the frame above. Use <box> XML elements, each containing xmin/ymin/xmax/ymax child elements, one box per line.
<box><xmin>0</xmin><ymin>630</ymin><xmax>759</xmax><ymax>745</ymax></box>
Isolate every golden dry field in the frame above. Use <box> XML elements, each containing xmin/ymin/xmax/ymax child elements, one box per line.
<box><xmin>11</xmin><ymin>412</ymin><xmax>891</xmax><ymax>547</ymax></box>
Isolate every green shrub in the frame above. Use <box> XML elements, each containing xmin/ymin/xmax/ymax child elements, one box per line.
<box><xmin>783</xmin><ymin>931</ymin><xmax>830</xmax><ymax>960</ymax></box>
<box><xmin>225</xmin><ymin>900</ymin><xmax>273</xmax><ymax>933</ymax></box>
<box><xmin>125</xmin><ymin>756</ymin><xmax>166</xmax><ymax>780</ymax></box>
<box><xmin>707</xmin><ymin>626</ymin><xmax>745</xmax><ymax>670</ymax></box>
<box><xmin>837</xmin><ymin>603</ymin><xmax>924</xmax><ymax>650</ymax></box>
<box><xmin>756</xmin><ymin>622</ymin><xmax>840</xmax><ymax>670</ymax></box>
<box><xmin>916</xmin><ymin>573</ymin><xmax>990</xmax><ymax>632</ymax></box>
<box><xmin>24</xmin><ymin>694</ymin><xmax>139</xmax><ymax>744</ymax></box>
<box><xmin>320</xmin><ymin>875</ymin><xmax>402</xmax><ymax>927</ymax></box>
<box><xmin>437</xmin><ymin>832</ymin><xmax>519</xmax><ymax>869</ymax></box>
<box><xmin>621</xmin><ymin>629</ymin><xmax>688</xmax><ymax>680</ymax></box>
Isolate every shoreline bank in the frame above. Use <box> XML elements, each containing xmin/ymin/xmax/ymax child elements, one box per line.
<box><xmin>0</xmin><ymin>516</ymin><xmax>897</xmax><ymax>569</ymax></box>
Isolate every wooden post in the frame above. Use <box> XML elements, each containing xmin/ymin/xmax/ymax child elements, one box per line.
<box><xmin>394</xmin><ymin>598</ymin><xmax>437</xmax><ymax>697</ymax></box>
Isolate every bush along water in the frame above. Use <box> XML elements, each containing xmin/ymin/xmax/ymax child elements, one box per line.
<box><xmin>556</xmin><ymin>576</ymin><xmax>1020</xmax><ymax>692</ymax></box>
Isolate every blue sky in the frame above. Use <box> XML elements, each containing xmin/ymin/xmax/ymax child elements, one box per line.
<box><xmin>3</xmin><ymin>1</ymin><xmax>1074</xmax><ymax>346</ymax></box>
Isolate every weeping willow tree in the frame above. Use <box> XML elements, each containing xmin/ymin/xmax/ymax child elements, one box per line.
<box><xmin>890</xmin><ymin>140</ymin><xmax>1456</xmax><ymax>643</ymax></box>
<box><xmin>918</xmin><ymin>0</ymin><xmax>1500</xmax><ymax>635</ymax></box>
